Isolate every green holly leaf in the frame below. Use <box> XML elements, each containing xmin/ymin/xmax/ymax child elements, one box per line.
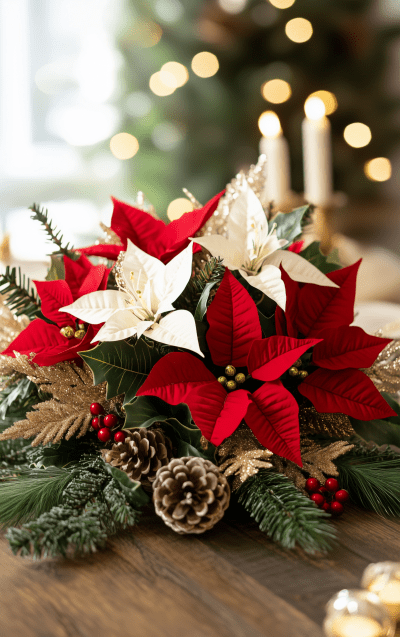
<box><xmin>80</xmin><ymin>339</ymin><xmax>161</xmax><ymax>404</ymax></box>
<box><xmin>300</xmin><ymin>241</ymin><xmax>342</xmax><ymax>274</ymax></box>
<box><xmin>273</xmin><ymin>205</ymin><xmax>310</xmax><ymax>243</ymax></box>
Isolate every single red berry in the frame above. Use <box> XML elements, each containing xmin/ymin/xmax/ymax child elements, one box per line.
<box><xmin>325</xmin><ymin>478</ymin><xmax>340</xmax><ymax>493</ymax></box>
<box><xmin>305</xmin><ymin>478</ymin><xmax>320</xmax><ymax>493</ymax></box>
<box><xmin>335</xmin><ymin>489</ymin><xmax>350</xmax><ymax>504</ymax></box>
<box><xmin>330</xmin><ymin>501</ymin><xmax>344</xmax><ymax>516</ymax></box>
<box><xmin>319</xmin><ymin>486</ymin><xmax>329</xmax><ymax>496</ymax></box>
<box><xmin>103</xmin><ymin>414</ymin><xmax>118</xmax><ymax>428</ymax></box>
<box><xmin>114</xmin><ymin>431</ymin><xmax>126</xmax><ymax>443</ymax></box>
<box><xmin>98</xmin><ymin>427</ymin><xmax>111</xmax><ymax>442</ymax></box>
<box><xmin>90</xmin><ymin>402</ymin><xmax>104</xmax><ymax>416</ymax></box>
<box><xmin>322</xmin><ymin>502</ymin><xmax>331</xmax><ymax>513</ymax></box>
<box><xmin>91</xmin><ymin>417</ymin><xmax>101</xmax><ymax>431</ymax></box>
<box><xmin>311</xmin><ymin>493</ymin><xmax>325</xmax><ymax>507</ymax></box>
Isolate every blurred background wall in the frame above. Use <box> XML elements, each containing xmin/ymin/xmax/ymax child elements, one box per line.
<box><xmin>1</xmin><ymin>0</ymin><xmax>400</xmax><ymax>266</ymax></box>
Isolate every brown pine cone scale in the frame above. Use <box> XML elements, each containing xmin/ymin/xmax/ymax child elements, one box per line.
<box><xmin>153</xmin><ymin>457</ymin><xmax>230</xmax><ymax>534</ymax></box>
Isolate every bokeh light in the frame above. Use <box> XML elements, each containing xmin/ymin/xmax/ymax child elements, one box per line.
<box><xmin>149</xmin><ymin>71</ymin><xmax>175</xmax><ymax>96</ymax></box>
<box><xmin>154</xmin><ymin>0</ymin><xmax>183</xmax><ymax>23</ymax></box>
<box><xmin>285</xmin><ymin>18</ymin><xmax>313</xmax><ymax>43</ymax></box>
<box><xmin>131</xmin><ymin>21</ymin><xmax>162</xmax><ymax>48</ymax></box>
<box><xmin>308</xmin><ymin>90</ymin><xmax>338</xmax><ymax>115</ymax></box>
<box><xmin>364</xmin><ymin>157</ymin><xmax>392</xmax><ymax>181</ymax></box>
<box><xmin>167</xmin><ymin>198</ymin><xmax>194</xmax><ymax>221</ymax></box>
<box><xmin>258</xmin><ymin>111</ymin><xmax>281</xmax><ymax>138</ymax></box>
<box><xmin>125</xmin><ymin>91</ymin><xmax>153</xmax><ymax>118</ymax></box>
<box><xmin>110</xmin><ymin>133</ymin><xmax>139</xmax><ymax>160</ymax></box>
<box><xmin>218</xmin><ymin>0</ymin><xmax>248</xmax><ymax>14</ymax></box>
<box><xmin>344</xmin><ymin>122</ymin><xmax>372</xmax><ymax>148</ymax></box>
<box><xmin>269</xmin><ymin>0</ymin><xmax>296</xmax><ymax>8</ymax></box>
<box><xmin>304</xmin><ymin>97</ymin><xmax>326</xmax><ymax>120</ymax></box>
<box><xmin>261</xmin><ymin>79</ymin><xmax>292</xmax><ymax>103</ymax></box>
<box><xmin>151</xmin><ymin>122</ymin><xmax>184</xmax><ymax>150</ymax></box>
<box><xmin>191</xmin><ymin>52</ymin><xmax>219</xmax><ymax>78</ymax></box>
<box><xmin>160</xmin><ymin>62</ymin><xmax>189</xmax><ymax>88</ymax></box>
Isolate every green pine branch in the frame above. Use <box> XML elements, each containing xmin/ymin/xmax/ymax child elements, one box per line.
<box><xmin>174</xmin><ymin>256</ymin><xmax>225</xmax><ymax>313</ymax></box>
<box><xmin>0</xmin><ymin>266</ymin><xmax>40</xmax><ymax>319</ymax></box>
<box><xmin>335</xmin><ymin>445</ymin><xmax>400</xmax><ymax>517</ymax></box>
<box><xmin>30</xmin><ymin>203</ymin><xmax>75</xmax><ymax>257</ymax></box>
<box><xmin>237</xmin><ymin>469</ymin><xmax>336</xmax><ymax>554</ymax></box>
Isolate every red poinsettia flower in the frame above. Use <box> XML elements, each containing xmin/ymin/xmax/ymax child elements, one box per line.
<box><xmin>2</xmin><ymin>254</ymin><xmax>110</xmax><ymax>366</ymax></box>
<box><xmin>287</xmin><ymin>240</ymin><xmax>305</xmax><ymax>254</ymax></box>
<box><xmin>137</xmin><ymin>269</ymin><xmax>321</xmax><ymax>464</ymax></box>
<box><xmin>275</xmin><ymin>262</ymin><xmax>396</xmax><ymax>421</ymax></box>
<box><xmin>77</xmin><ymin>191</ymin><xmax>224</xmax><ymax>264</ymax></box>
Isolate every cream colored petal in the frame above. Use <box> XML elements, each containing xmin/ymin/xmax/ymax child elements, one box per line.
<box><xmin>227</xmin><ymin>181</ymin><xmax>267</xmax><ymax>255</ymax></box>
<box><xmin>192</xmin><ymin>235</ymin><xmax>244</xmax><ymax>270</ymax></box>
<box><xmin>265</xmin><ymin>250</ymin><xmax>339</xmax><ymax>287</ymax></box>
<box><xmin>240</xmin><ymin>265</ymin><xmax>286</xmax><ymax>310</ymax></box>
<box><xmin>160</xmin><ymin>242</ymin><xmax>194</xmax><ymax>309</ymax></box>
<box><xmin>60</xmin><ymin>290</ymin><xmax>129</xmax><ymax>324</ymax></box>
<box><xmin>92</xmin><ymin>309</ymin><xmax>146</xmax><ymax>343</ymax></box>
<box><xmin>148</xmin><ymin>310</ymin><xmax>204</xmax><ymax>357</ymax></box>
<box><xmin>122</xmin><ymin>239</ymin><xmax>165</xmax><ymax>301</ymax></box>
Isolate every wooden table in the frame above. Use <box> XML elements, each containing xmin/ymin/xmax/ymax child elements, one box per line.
<box><xmin>1</xmin><ymin>504</ymin><xmax>399</xmax><ymax>637</ymax></box>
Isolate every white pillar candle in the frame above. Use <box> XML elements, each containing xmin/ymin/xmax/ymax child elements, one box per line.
<box><xmin>302</xmin><ymin>96</ymin><xmax>333</xmax><ymax>206</ymax></box>
<box><xmin>258</xmin><ymin>111</ymin><xmax>291</xmax><ymax>206</ymax></box>
<box><xmin>329</xmin><ymin>615</ymin><xmax>386</xmax><ymax>637</ymax></box>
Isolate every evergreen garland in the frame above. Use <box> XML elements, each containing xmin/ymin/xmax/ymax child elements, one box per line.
<box><xmin>30</xmin><ymin>203</ymin><xmax>75</xmax><ymax>257</ymax></box>
<box><xmin>237</xmin><ymin>469</ymin><xmax>336</xmax><ymax>554</ymax></box>
<box><xmin>0</xmin><ymin>266</ymin><xmax>40</xmax><ymax>319</ymax></box>
<box><xmin>174</xmin><ymin>256</ymin><xmax>224</xmax><ymax>313</ymax></box>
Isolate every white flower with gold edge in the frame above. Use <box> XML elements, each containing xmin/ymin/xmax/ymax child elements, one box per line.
<box><xmin>60</xmin><ymin>240</ymin><xmax>203</xmax><ymax>356</ymax></box>
<box><xmin>193</xmin><ymin>180</ymin><xmax>338</xmax><ymax>310</ymax></box>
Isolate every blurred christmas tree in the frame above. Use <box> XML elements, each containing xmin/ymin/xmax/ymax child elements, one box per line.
<box><xmin>114</xmin><ymin>0</ymin><xmax>400</xmax><ymax>216</ymax></box>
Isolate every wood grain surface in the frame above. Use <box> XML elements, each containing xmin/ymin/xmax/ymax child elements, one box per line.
<box><xmin>1</xmin><ymin>503</ymin><xmax>400</xmax><ymax>637</ymax></box>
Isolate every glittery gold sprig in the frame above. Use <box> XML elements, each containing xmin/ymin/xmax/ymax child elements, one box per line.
<box><xmin>299</xmin><ymin>403</ymin><xmax>355</xmax><ymax>438</ymax></box>
<box><xmin>218</xmin><ymin>425</ymin><xmax>273</xmax><ymax>489</ymax></box>
<box><xmin>0</xmin><ymin>295</ymin><xmax>29</xmax><ymax>376</ymax></box>
<box><xmin>99</xmin><ymin>222</ymin><xmax>123</xmax><ymax>246</ymax></box>
<box><xmin>0</xmin><ymin>354</ymin><xmax>113</xmax><ymax>446</ymax></box>
<box><xmin>364</xmin><ymin>338</ymin><xmax>400</xmax><ymax>395</ymax></box>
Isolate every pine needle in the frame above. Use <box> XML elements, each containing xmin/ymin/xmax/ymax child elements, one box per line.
<box><xmin>237</xmin><ymin>469</ymin><xmax>336</xmax><ymax>554</ymax></box>
<box><xmin>30</xmin><ymin>203</ymin><xmax>75</xmax><ymax>257</ymax></box>
<box><xmin>0</xmin><ymin>266</ymin><xmax>40</xmax><ymax>319</ymax></box>
<box><xmin>175</xmin><ymin>256</ymin><xmax>225</xmax><ymax>313</ymax></box>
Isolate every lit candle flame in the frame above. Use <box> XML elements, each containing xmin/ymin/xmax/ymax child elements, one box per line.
<box><xmin>304</xmin><ymin>97</ymin><xmax>326</xmax><ymax>120</ymax></box>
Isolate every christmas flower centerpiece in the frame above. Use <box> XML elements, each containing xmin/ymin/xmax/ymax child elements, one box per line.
<box><xmin>0</xmin><ymin>159</ymin><xmax>399</xmax><ymax>559</ymax></box>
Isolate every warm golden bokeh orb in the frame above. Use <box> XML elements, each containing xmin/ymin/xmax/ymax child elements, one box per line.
<box><xmin>285</xmin><ymin>18</ymin><xmax>313</xmax><ymax>43</ymax></box>
<box><xmin>344</xmin><ymin>123</ymin><xmax>372</xmax><ymax>148</ymax></box>
<box><xmin>364</xmin><ymin>157</ymin><xmax>392</xmax><ymax>181</ymax></box>
<box><xmin>167</xmin><ymin>198</ymin><xmax>194</xmax><ymax>221</ymax></box>
<box><xmin>261</xmin><ymin>79</ymin><xmax>292</xmax><ymax>104</ymax></box>
<box><xmin>191</xmin><ymin>52</ymin><xmax>219</xmax><ymax>78</ymax></box>
<box><xmin>110</xmin><ymin>133</ymin><xmax>139</xmax><ymax>160</ymax></box>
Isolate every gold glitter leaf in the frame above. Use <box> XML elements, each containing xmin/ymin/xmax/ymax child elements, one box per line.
<box><xmin>218</xmin><ymin>425</ymin><xmax>273</xmax><ymax>489</ymax></box>
<box><xmin>299</xmin><ymin>403</ymin><xmax>355</xmax><ymax>438</ymax></box>
<box><xmin>364</xmin><ymin>338</ymin><xmax>400</xmax><ymax>395</ymax></box>
<box><xmin>300</xmin><ymin>439</ymin><xmax>354</xmax><ymax>484</ymax></box>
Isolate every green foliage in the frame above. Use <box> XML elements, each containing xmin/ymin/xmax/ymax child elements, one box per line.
<box><xmin>237</xmin><ymin>470</ymin><xmax>336</xmax><ymax>554</ymax></box>
<box><xmin>0</xmin><ymin>376</ymin><xmax>42</xmax><ymax>422</ymax></box>
<box><xmin>45</xmin><ymin>255</ymin><xmax>65</xmax><ymax>281</ymax></box>
<box><xmin>335</xmin><ymin>446</ymin><xmax>400</xmax><ymax>517</ymax></box>
<box><xmin>299</xmin><ymin>242</ymin><xmax>342</xmax><ymax>274</ymax></box>
<box><xmin>349</xmin><ymin>393</ymin><xmax>400</xmax><ymax>447</ymax></box>
<box><xmin>0</xmin><ymin>266</ymin><xmax>40</xmax><ymax>319</ymax></box>
<box><xmin>80</xmin><ymin>338</ymin><xmax>161</xmax><ymax>405</ymax></box>
<box><xmin>273</xmin><ymin>206</ymin><xmax>311</xmax><ymax>244</ymax></box>
<box><xmin>175</xmin><ymin>257</ymin><xmax>225</xmax><ymax>314</ymax></box>
<box><xmin>194</xmin><ymin>281</ymin><xmax>218</xmax><ymax>321</ymax></box>
<box><xmin>30</xmin><ymin>203</ymin><xmax>75</xmax><ymax>257</ymax></box>
<box><xmin>124</xmin><ymin>395</ymin><xmax>216</xmax><ymax>461</ymax></box>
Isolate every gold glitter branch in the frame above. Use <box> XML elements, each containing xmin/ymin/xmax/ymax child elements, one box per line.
<box><xmin>0</xmin><ymin>295</ymin><xmax>29</xmax><ymax>376</ymax></box>
<box><xmin>218</xmin><ymin>425</ymin><xmax>273</xmax><ymax>490</ymax></box>
<box><xmin>364</xmin><ymin>338</ymin><xmax>400</xmax><ymax>395</ymax></box>
<box><xmin>0</xmin><ymin>354</ymin><xmax>112</xmax><ymax>446</ymax></box>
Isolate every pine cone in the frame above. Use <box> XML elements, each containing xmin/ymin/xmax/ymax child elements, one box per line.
<box><xmin>103</xmin><ymin>428</ymin><xmax>173</xmax><ymax>486</ymax></box>
<box><xmin>153</xmin><ymin>457</ymin><xmax>230</xmax><ymax>534</ymax></box>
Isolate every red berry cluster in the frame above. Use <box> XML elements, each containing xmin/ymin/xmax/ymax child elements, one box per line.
<box><xmin>305</xmin><ymin>477</ymin><xmax>349</xmax><ymax>516</ymax></box>
<box><xmin>90</xmin><ymin>403</ymin><xmax>126</xmax><ymax>444</ymax></box>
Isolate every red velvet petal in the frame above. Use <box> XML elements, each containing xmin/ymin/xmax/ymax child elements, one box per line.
<box><xmin>296</xmin><ymin>260</ymin><xmax>361</xmax><ymax>336</ymax></box>
<box><xmin>287</xmin><ymin>240</ymin><xmax>305</xmax><ymax>253</ymax></box>
<box><xmin>298</xmin><ymin>368</ymin><xmax>397</xmax><ymax>420</ymax></box>
<box><xmin>248</xmin><ymin>336</ymin><xmax>321</xmax><ymax>381</ymax></box>
<box><xmin>76</xmin><ymin>244</ymin><xmax>123</xmax><ymax>261</ymax></box>
<box><xmin>111</xmin><ymin>197</ymin><xmax>168</xmax><ymax>258</ymax></box>
<box><xmin>34</xmin><ymin>280</ymin><xmax>74</xmax><ymax>326</ymax></box>
<box><xmin>275</xmin><ymin>267</ymin><xmax>299</xmax><ymax>337</ymax></box>
<box><xmin>1</xmin><ymin>319</ymin><xmax>64</xmax><ymax>358</ymax></box>
<box><xmin>78</xmin><ymin>265</ymin><xmax>110</xmax><ymax>298</ymax></box>
<box><xmin>206</xmin><ymin>269</ymin><xmax>261</xmax><ymax>367</ymax></box>
<box><xmin>64</xmin><ymin>255</ymin><xmax>91</xmax><ymax>297</ymax></box>
<box><xmin>245</xmin><ymin>382</ymin><xmax>301</xmax><ymax>465</ymax></box>
<box><xmin>313</xmin><ymin>326</ymin><xmax>392</xmax><ymax>370</ymax></box>
<box><xmin>160</xmin><ymin>190</ymin><xmax>224</xmax><ymax>264</ymax></box>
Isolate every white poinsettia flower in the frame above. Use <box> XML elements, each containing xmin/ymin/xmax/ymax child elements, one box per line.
<box><xmin>60</xmin><ymin>240</ymin><xmax>203</xmax><ymax>357</ymax></box>
<box><xmin>194</xmin><ymin>180</ymin><xmax>337</xmax><ymax>310</ymax></box>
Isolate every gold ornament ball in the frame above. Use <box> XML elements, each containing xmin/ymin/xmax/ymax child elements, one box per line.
<box><xmin>226</xmin><ymin>380</ymin><xmax>237</xmax><ymax>391</ymax></box>
<box><xmin>60</xmin><ymin>326</ymin><xmax>75</xmax><ymax>339</ymax></box>
<box><xmin>235</xmin><ymin>373</ymin><xmax>246</xmax><ymax>384</ymax></box>
<box><xmin>218</xmin><ymin>376</ymin><xmax>227</xmax><ymax>385</ymax></box>
<box><xmin>299</xmin><ymin>370</ymin><xmax>309</xmax><ymax>379</ymax></box>
<box><xmin>293</xmin><ymin>359</ymin><xmax>302</xmax><ymax>368</ymax></box>
<box><xmin>78</xmin><ymin>323</ymin><xmax>85</xmax><ymax>330</ymax></box>
<box><xmin>288</xmin><ymin>366</ymin><xmax>299</xmax><ymax>377</ymax></box>
<box><xmin>74</xmin><ymin>329</ymin><xmax>86</xmax><ymax>340</ymax></box>
<box><xmin>225</xmin><ymin>365</ymin><xmax>236</xmax><ymax>376</ymax></box>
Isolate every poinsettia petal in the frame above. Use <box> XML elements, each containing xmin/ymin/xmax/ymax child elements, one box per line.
<box><xmin>122</xmin><ymin>239</ymin><xmax>165</xmax><ymax>301</ymax></box>
<box><xmin>78</xmin><ymin>264</ymin><xmax>110</xmax><ymax>298</ymax></box>
<box><xmin>206</xmin><ymin>269</ymin><xmax>261</xmax><ymax>367</ymax></box>
<box><xmin>151</xmin><ymin>310</ymin><xmax>203</xmax><ymax>357</ymax></box>
<box><xmin>159</xmin><ymin>242</ymin><xmax>194</xmax><ymax>311</ymax></box>
<box><xmin>313</xmin><ymin>326</ymin><xmax>392</xmax><ymax>370</ymax></box>
<box><xmin>248</xmin><ymin>336</ymin><xmax>322</xmax><ymax>381</ymax></box>
<box><xmin>275</xmin><ymin>266</ymin><xmax>299</xmax><ymax>337</ymax></box>
<box><xmin>111</xmin><ymin>197</ymin><xmax>168</xmax><ymax>258</ymax></box>
<box><xmin>192</xmin><ymin>234</ymin><xmax>244</xmax><ymax>270</ymax></box>
<box><xmin>64</xmin><ymin>255</ymin><xmax>92</xmax><ymax>298</ymax></box>
<box><xmin>94</xmin><ymin>310</ymin><xmax>144</xmax><ymax>343</ymax></box>
<box><xmin>193</xmin><ymin>387</ymin><xmax>251</xmax><ymax>444</ymax></box>
<box><xmin>240</xmin><ymin>265</ymin><xmax>286</xmax><ymax>310</ymax></box>
<box><xmin>265</xmin><ymin>250</ymin><xmax>338</xmax><ymax>287</ymax></box>
<box><xmin>245</xmin><ymin>382</ymin><xmax>301</xmax><ymax>465</ymax></box>
<box><xmin>77</xmin><ymin>244</ymin><xmax>123</xmax><ymax>261</ymax></box>
<box><xmin>160</xmin><ymin>190</ymin><xmax>224</xmax><ymax>264</ymax></box>
<box><xmin>60</xmin><ymin>290</ymin><xmax>128</xmax><ymax>324</ymax></box>
<box><xmin>296</xmin><ymin>260</ymin><xmax>361</xmax><ymax>336</ymax></box>
<box><xmin>34</xmin><ymin>280</ymin><xmax>74</xmax><ymax>326</ymax></box>
<box><xmin>298</xmin><ymin>367</ymin><xmax>397</xmax><ymax>420</ymax></box>
<box><xmin>1</xmin><ymin>319</ymin><xmax>65</xmax><ymax>358</ymax></box>
<box><xmin>227</xmin><ymin>182</ymin><xmax>267</xmax><ymax>254</ymax></box>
